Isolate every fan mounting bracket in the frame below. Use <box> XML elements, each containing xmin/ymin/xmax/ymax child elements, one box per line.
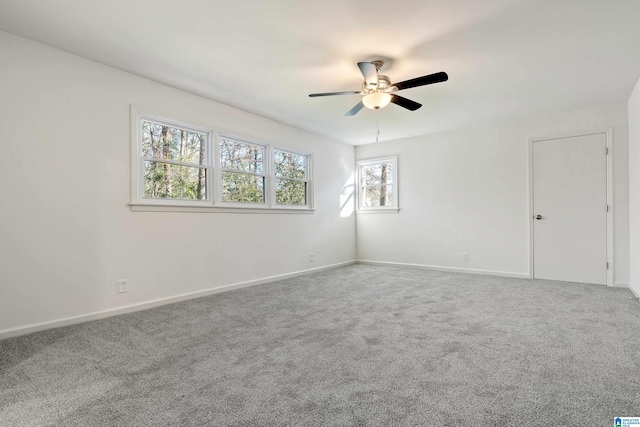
<box><xmin>371</xmin><ymin>60</ymin><xmax>384</xmax><ymax>71</ymax></box>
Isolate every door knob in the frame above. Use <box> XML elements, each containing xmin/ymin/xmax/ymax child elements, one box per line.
<box><xmin>535</xmin><ymin>214</ymin><xmax>542</xmax><ymax>220</ymax></box>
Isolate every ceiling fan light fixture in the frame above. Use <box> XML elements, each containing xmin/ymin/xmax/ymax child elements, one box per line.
<box><xmin>362</xmin><ymin>91</ymin><xmax>392</xmax><ymax>110</ymax></box>
<box><xmin>309</xmin><ymin>61</ymin><xmax>447</xmax><ymax>116</ymax></box>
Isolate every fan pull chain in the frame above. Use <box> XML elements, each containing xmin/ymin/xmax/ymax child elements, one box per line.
<box><xmin>376</xmin><ymin>111</ymin><xmax>380</xmax><ymax>144</ymax></box>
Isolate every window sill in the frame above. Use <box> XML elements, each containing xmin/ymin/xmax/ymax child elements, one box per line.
<box><xmin>130</xmin><ymin>203</ymin><xmax>315</xmax><ymax>214</ymax></box>
<box><xmin>355</xmin><ymin>208</ymin><xmax>400</xmax><ymax>214</ymax></box>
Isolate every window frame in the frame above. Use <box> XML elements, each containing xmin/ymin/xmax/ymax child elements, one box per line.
<box><xmin>216</xmin><ymin>134</ymin><xmax>269</xmax><ymax>208</ymax></box>
<box><xmin>356</xmin><ymin>156</ymin><xmax>399</xmax><ymax>213</ymax></box>
<box><xmin>272</xmin><ymin>147</ymin><xmax>313</xmax><ymax>209</ymax></box>
<box><xmin>131</xmin><ymin>110</ymin><xmax>213</xmax><ymax>207</ymax></box>
<box><xmin>130</xmin><ymin>106</ymin><xmax>314</xmax><ymax>213</ymax></box>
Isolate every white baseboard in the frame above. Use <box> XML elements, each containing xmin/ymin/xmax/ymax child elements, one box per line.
<box><xmin>630</xmin><ymin>285</ymin><xmax>640</xmax><ymax>299</ymax></box>
<box><xmin>356</xmin><ymin>260</ymin><xmax>530</xmax><ymax>279</ymax></box>
<box><xmin>0</xmin><ymin>260</ymin><xmax>356</xmax><ymax>341</ymax></box>
<box><xmin>612</xmin><ymin>281</ymin><xmax>630</xmax><ymax>288</ymax></box>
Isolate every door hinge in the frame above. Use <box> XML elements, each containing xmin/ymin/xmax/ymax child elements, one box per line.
<box><xmin>606</xmin><ymin>262</ymin><xmax>609</xmax><ymax>269</ymax></box>
<box><xmin>606</xmin><ymin>204</ymin><xmax>609</xmax><ymax>212</ymax></box>
<box><xmin>605</xmin><ymin>147</ymin><xmax>609</xmax><ymax>155</ymax></box>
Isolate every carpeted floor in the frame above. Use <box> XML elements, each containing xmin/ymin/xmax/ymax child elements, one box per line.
<box><xmin>1</xmin><ymin>264</ymin><xmax>639</xmax><ymax>426</ymax></box>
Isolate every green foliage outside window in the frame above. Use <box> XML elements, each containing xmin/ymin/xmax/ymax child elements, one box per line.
<box><xmin>274</xmin><ymin>150</ymin><xmax>307</xmax><ymax>205</ymax></box>
<box><xmin>220</xmin><ymin>138</ymin><xmax>265</xmax><ymax>204</ymax></box>
<box><xmin>138</xmin><ymin>120</ymin><xmax>311</xmax><ymax>208</ymax></box>
<box><xmin>142</xmin><ymin>120</ymin><xmax>207</xmax><ymax>200</ymax></box>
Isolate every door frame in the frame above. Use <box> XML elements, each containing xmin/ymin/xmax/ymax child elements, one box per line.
<box><xmin>528</xmin><ymin>129</ymin><xmax>614</xmax><ymax>286</ymax></box>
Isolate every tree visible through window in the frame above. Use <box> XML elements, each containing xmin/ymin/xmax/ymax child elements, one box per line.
<box><xmin>141</xmin><ymin>120</ymin><xmax>208</xmax><ymax>200</ymax></box>
<box><xmin>274</xmin><ymin>150</ymin><xmax>308</xmax><ymax>205</ymax></box>
<box><xmin>133</xmin><ymin>110</ymin><xmax>313</xmax><ymax>210</ymax></box>
<box><xmin>358</xmin><ymin>157</ymin><xmax>397</xmax><ymax>210</ymax></box>
<box><xmin>219</xmin><ymin>137</ymin><xmax>266</xmax><ymax>204</ymax></box>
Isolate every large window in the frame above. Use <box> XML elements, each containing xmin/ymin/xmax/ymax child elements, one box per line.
<box><xmin>131</xmin><ymin>109</ymin><xmax>313</xmax><ymax>211</ymax></box>
<box><xmin>357</xmin><ymin>156</ymin><xmax>398</xmax><ymax>212</ymax></box>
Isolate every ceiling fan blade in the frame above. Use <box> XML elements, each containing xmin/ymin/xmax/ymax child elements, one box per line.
<box><xmin>345</xmin><ymin>101</ymin><xmax>365</xmax><ymax>116</ymax></box>
<box><xmin>309</xmin><ymin>91</ymin><xmax>360</xmax><ymax>97</ymax></box>
<box><xmin>357</xmin><ymin>62</ymin><xmax>378</xmax><ymax>87</ymax></box>
<box><xmin>390</xmin><ymin>95</ymin><xmax>422</xmax><ymax>111</ymax></box>
<box><xmin>393</xmin><ymin>72</ymin><xmax>448</xmax><ymax>91</ymax></box>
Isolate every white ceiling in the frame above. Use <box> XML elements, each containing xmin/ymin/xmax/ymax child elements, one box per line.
<box><xmin>1</xmin><ymin>0</ymin><xmax>640</xmax><ymax>145</ymax></box>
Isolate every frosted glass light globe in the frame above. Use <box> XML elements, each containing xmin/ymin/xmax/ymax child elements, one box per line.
<box><xmin>362</xmin><ymin>92</ymin><xmax>392</xmax><ymax>110</ymax></box>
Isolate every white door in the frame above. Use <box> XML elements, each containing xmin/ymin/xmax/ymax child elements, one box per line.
<box><xmin>532</xmin><ymin>133</ymin><xmax>607</xmax><ymax>285</ymax></box>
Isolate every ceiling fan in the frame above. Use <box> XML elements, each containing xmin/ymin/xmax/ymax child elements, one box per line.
<box><xmin>309</xmin><ymin>60</ymin><xmax>448</xmax><ymax>116</ymax></box>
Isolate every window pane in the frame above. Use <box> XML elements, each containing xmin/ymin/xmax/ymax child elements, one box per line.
<box><xmin>363</xmin><ymin>185</ymin><xmax>394</xmax><ymax>207</ymax></box>
<box><xmin>276</xmin><ymin>179</ymin><xmax>306</xmax><ymax>205</ymax></box>
<box><xmin>143</xmin><ymin>161</ymin><xmax>207</xmax><ymax>200</ymax></box>
<box><xmin>221</xmin><ymin>172</ymin><xmax>265</xmax><ymax>203</ymax></box>
<box><xmin>361</xmin><ymin>162</ymin><xmax>393</xmax><ymax>185</ymax></box>
<box><xmin>274</xmin><ymin>150</ymin><xmax>306</xmax><ymax>179</ymax></box>
<box><xmin>141</xmin><ymin>120</ymin><xmax>206</xmax><ymax>165</ymax></box>
<box><xmin>220</xmin><ymin>138</ymin><xmax>264</xmax><ymax>173</ymax></box>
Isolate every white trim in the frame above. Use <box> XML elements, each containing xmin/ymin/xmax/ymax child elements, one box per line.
<box><xmin>130</xmin><ymin>105</ymin><xmax>140</xmax><ymax>205</ymax></box>
<box><xmin>355</xmin><ymin>208</ymin><xmax>400</xmax><ymax>214</ymax></box>
<box><xmin>630</xmin><ymin>286</ymin><xmax>640</xmax><ymax>299</ymax></box>
<box><xmin>356</xmin><ymin>260</ymin><xmax>529</xmax><ymax>279</ymax></box>
<box><xmin>0</xmin><ymin>261</ymin><xmax>356</xmax><ymax>341</ymax></box>
<box><xmin>528</xmin><ymin>129</ymin><xmax>614</xmax><ymax>286</ymax></box>
<box><xmin>130</xmin><ymin>204</ymin><xmax>315</xmax><ymax>214</ymax></box>
<box><xmin>612</xmin><ymin>281</ymin><xmax>630</xmax><ymax>288</ymax></box>
<box><xmin>527</xmin><ymin>139</ymin><xmax>535</xmax><ymax>279</ymax></box>
<box><xmin>606</xmin><ymin>128</ymin><xmax>614</xmax><ymax>287</ymax></box>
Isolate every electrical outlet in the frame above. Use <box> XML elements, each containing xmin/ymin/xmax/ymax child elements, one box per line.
<box><xmin>461</xmin><ymin>252</ymin><xmax>469</xmax><ymax>262</ymax></box>
<box><xmin>309</xmin><ymin>253</ymin><xmax>315</xmax><ymax>262</ymax></box>
<box><xmin>118</xmin><ymin>279</ymin><xmax>128</xmax><ymax>293</ymax></box>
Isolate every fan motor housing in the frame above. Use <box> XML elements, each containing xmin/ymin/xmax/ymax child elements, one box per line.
<box><xmin>362</xmin><ymin>75</ymin><xmax>394</xmax><ymax>94</ymax></box>
<box><xmin>378</xmin><ymin>75</ymin><xmax>391</xmax><ymax>89</ymax></box>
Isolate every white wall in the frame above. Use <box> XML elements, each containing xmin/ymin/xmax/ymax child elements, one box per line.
<box><xmin>0</xmin><ymin>31</ymin><xmax>356</xmax><ymax>335</ymax></box>
<box><xmin>629</xmin><ymin>78</ymin><xmax>640</xmax><ymax>298</ymax></box>
<box><xmin>356</xmin><ymin>103</ymin><xmax>630</xmax><ymax>283</ymax></box>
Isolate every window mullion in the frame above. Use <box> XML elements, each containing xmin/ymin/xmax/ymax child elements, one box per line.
<box><xmin>266</xmin><ymin>144</ymin><xmax>273</xmax><ymax>207</ymax></box>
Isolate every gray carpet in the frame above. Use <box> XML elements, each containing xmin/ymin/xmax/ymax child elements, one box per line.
<box><xmin>1</xmin><ymin>264</ymin><xmax>639</xmax><ymax>426</ymax></box>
